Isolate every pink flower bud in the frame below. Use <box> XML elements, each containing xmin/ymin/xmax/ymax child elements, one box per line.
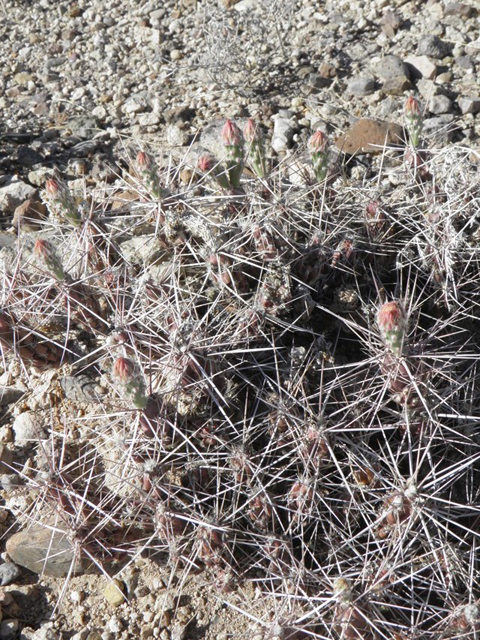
<box><xmin>198</xmin><ymin>154</ymin><xmax>215</xmax><ymax>173</ymax></box>
<box><xmin>222</xmin><ymin>119</ymin><xmax>242</xmax><ymax>147</ymax></box>
<box><xmin>243</xmin><ymin>118</ymin><xmax>261</xmax><ymax>143</ymax></box>
<box><xmin>377</xmin><ymin>301</ymin><xmax>407</xmax><ymax>356</ymax></box>
<box><xmin>405</xmin><ymin>96</ymin><xmax>421</xmax><ymax>117</ymax></box>
<box><xmin>34</xmin><ymin>239</ymin><xmax>49</xmax><ymax>260</ymax></box>
<box><xmin>308</xmin><ymin>130</ymin><xmax>329</xmax><ymax>153</ymax></box>
<box><xmin>377</xmin><ymin>301</ymin><xmax>404</xmax><ymax>334</ymax></box>
<box><xmin>45</xmin><ymin>178</ymin><xmax>61</xmax><ymax>198</ymax></box>
<box><xmin>113</xmin><ymin>356</ymin><xmax>135</xmax><ymax>382</ymax></box>
<box><xmin>136</xmin><ymin>151</ymin><xmax>151</xmax><ymax>168</ymax></box>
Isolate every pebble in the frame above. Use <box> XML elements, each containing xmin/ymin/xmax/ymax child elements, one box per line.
<box><xmin>347</xmin><ymin>77</ymin><xmax>376</xmax><ymax>96</ymax></box>
<box><xmin>0</xmin><ymin>387</ymin><xmax>22</xmax><ymax>407</ymax></box>
<box><xmin>271</xmin><ymin>115</ymin><xmax>296</xmax><ymax>153</ymax></box>
<box><xmin>458</xmin><ymin>97</ymin><xmax>480</xmax><ymax>115</ymax></box>
<box><xmin>376</xmin><ymin>54</ymin><xmax>410</xmax><ymax>81</ymax></box>
<box><xmin>382</xmin><ymin>76</ymin><xmax>412</xmax><ymax>95</ymax></box>
<box><xmin>107</xmin><ymin>616</ymin><xmax>123</xmax><ymax>634</ymax></box>
<box><xmin>0</xmin><ymin>445</ymin><xmax>13</xmax><ymax>474</ymax></box>
<box><xmin>12</xmin><ymin>412</ymin><xmax>46</xmax><ymax>444</ymax></box>
<box><xmin>104</xmin><ymin>579</ymin><xmax>126</xmax><ymax>607</ymax></box>
<box><xmin>428</xmin><ymin>94</ymin><xmax>452</xmax><ymax>115</ymax></box>
<box><xmin>405</xmin><ymin>55</ymin><xmax>437</xmax><ymax>80</ymax></box>
<box><xmin>0</xmin><ymin>562</ymin><xmax>21</xmax><ymax>586</ymax></box>
<box><xmin>417</xmin><ymin>35</ymin><xmax>452</xmax><ymax>59</ymax></box>
<box><xmin>0</xmin><ymin>620</ymin><xmax>19</xmax><ymax>640</ymax></box>
<box><xmin>0</xmin><ymin>182</ymin><xmax>37</xmax><ymax>215</ymax></box>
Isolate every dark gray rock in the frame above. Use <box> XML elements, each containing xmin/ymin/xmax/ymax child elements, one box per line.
<box><xmin>417</xmin><ymin>35</ymin><xmax>452</xmax><ymax>59</ymax></box>
<box><xmin>0</xmin><ymin>562</ymin><xmax>21</xmax><ymax>586</ymax></box>
<box><xmin>382</xmin><ymin>76</ymin><xmax>412</xmax><ymax>95</ymax></box>
<box><xmin>6</xmin><ymin>519</ymin><xmax>86</xmax><ymax>578</ymax></box>
<box><xmin>0</xmin><ymin>619</ymin><xmax>19</xmax><ymax>640</ymax></box>
<box><xmin>377</xmin><ymin>55</ymin><xmax>410</xmax><ymax>81</ymax></box>
<box><xmin>0</xmin><ymin>387</ymin><xmax>24</xmax><ymax>406</ymax></box>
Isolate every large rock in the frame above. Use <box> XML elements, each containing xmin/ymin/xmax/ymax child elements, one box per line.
<box><xmin>335</xmin><ymin>119</ymin><xmax>405</xmax><ymax>155</ymax></box>
<box><xmin>6</xmin><ymin>519</ymin><xmax>85</xmax><ymax>578</ymax></box>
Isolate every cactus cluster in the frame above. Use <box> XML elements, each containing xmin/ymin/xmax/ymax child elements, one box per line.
<box><xmin>1</xmin><ymin>99</ymin><xmax>480</xmax><ymax>638</ymax></box>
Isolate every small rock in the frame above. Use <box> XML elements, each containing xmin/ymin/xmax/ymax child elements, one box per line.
<box><xmin>6</xmin><ymin>519</ymin><xmax>85</xmax><ymax>577</ymax></box>
<box><xmin>0</xmin><ymin>182</ymin><xmax>37</xmax><ymax>215</ymax></box>
<box><xmin>0</xmin><ymin>619</ymin><xmax>19</xmax><ymax>640</ymax></box>
<box><xmin>104</xmin><ymin>579</ymin><xmax>126</xmax><ymax>607</ymax></box>
<box><xmin>12</xmin><ymin>412</ymin><xmax>46</xmax><ymax>444</ymax></box>
<box><xmin>456</xmin><ymin>55</ymin><xmax>475</xmax><ymax>72</ymax></box>
<box><xmin>0</xmin><ymin>445</ymin><xmax>13</xmax><ymax>474</ymax></box>
<box><xmin>271</xmin><ymin>115</ymin><xmax>296</xmax><ymax>153</ymax></box>
<box><xmin>108</xmin><ymin>616</ymin><xmax>123</xmax><ymax>633</ymax></box>
<box><xmin>0</xmin><ymin>562</ymin><xmax>21</xmax><ymax>586</ymax></box>
<box><xmin>170</xmin><ymin>49</ymin><xmax>182</xmax><ymax>61</ymax></box>
<box><xmin>376</xmin><ymin>55</ymin><xmax>410</xmax><ymax>81</ymax></box>
<box><xmin>405</xmin><ymin>55</ymin><xmax>437</xmax><ymax>80</ymax></box>
<box><xmin>444</xmin><ymin>2</ymin><xmax>474</xmax><ymax>17</ymax></box>
<box><xmin>428</xmin><ymin>94</ymin><xmax>452</xmax><ymax>114</ymax></box>
<box><xmin>382</xmin><ymin>76</ymin><xmax>412</xmax><ymax>95</ymax></box>
<box><xmin>138</xmin><ymin>112</ymin><xmax>161</xmax><ymax>127</ymax></box>
<box><xmin>458</xmin><ymin>97</ymin><xmax>480</xmax><ymax>114</ymax></box>
<box><xmin>318</xmin><ymin>62</ymin><xmax>337</xmax><ymax>78</ymax></box>
<box><xmin>0</xmin><ymin>388</ymin><xmax>23</xmax><ymax>406</ymax></box>
<box><xmin>347</xmin><ymin>77</ymin><xmax>376</xmax><ymax>96</ymax></box>
<box><xmin>13</xmin><ymin>199</ymin><xmax>47</xmax><ymax>231</ymax></box>
<box><xmin>306</xmin><ymin>73</ymin><xmax>331</xmax><ymax>90</ymax></box>
<box><xmin>166</xmin><ymin>124</ymin><xmax>188</xmax><ymax>146</ymax></box>
<box><xmin>417</xmin><ymin>35</ymin><xmax>452</xmax><ymax>59</ymax></box>
<box><xmin>221</xmin><ymin>0</ymin><xmax>241</xmax><ymax>6</ymax></box>
<box><xmin>335</xmin><ymin>119</ymin><xmax>405</xmax><ymax>155</ymax></box>
<box><xmin>66</xmin><ymin>116</ymin><xmax>101</xmax><ymax>140</ymax></box>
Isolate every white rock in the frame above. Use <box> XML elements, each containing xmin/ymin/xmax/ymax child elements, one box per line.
<box><xmin>12</xmin><ymin>411</ymin><xmax>46</xmax><ymax>444</ymax></box>
<box><xmin>0</xmin><ymin>181</ymin><xmax>37</xmax><ymax>215</ymax></box>
<box><xmin>405</xmin><ymin>55</ymin><xmax>437</xmax><ymax>80</ymax></box>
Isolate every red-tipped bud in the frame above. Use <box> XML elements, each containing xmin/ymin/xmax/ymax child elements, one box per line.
<box><xmin>113</xmin><ymin>356</ymin><xmax>135</xmax><ymax>382</ymax></box>
<box><xmin>222</xmin><ymin>119</ymin><xmax>243</xmax><ymax>147</ymax></box>
<box><xmin>308</xmin><ymin>130</ymin><xmax>329</xmax><ymax>153</ymax></box>
<box><xmin>34</xmin><ymin>239</ymin><xmax>65</xmax><ymax>280</ymax></box>
<box><xmin>198</xmin><ymin>154</ymin><xmax>215</xmax><ymax>173</ymax></box>
<box><xmin>136</xmin><ymin>151</ymin><xmax>151</xmax><ymax>169</ymax></box>
<box><xmin>45</xmin><ymin>178</ymin><xmax>61</xmax><ymax>198</ymax></box>
<box><xmin>377</xmin><ymin>301</ymin><xmax>407</xmax><ymax>356</ymax></box>
<box><xmin>405</xmin><ymin>96</ymin><xmax>421</xmax><ymax>117</ymax></box>
<box><xmin>243</xmin><ymin>118</ymin><xmax>261</xmax><ymax>143</ymax></box>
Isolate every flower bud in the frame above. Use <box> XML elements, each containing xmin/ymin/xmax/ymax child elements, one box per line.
<box><xmin>309</xmin><ymin>130</ymin><xmax>329</xmax><ymax>183</ymax></box>
<box><xmin>113</xmin><ymin>356</ymin><xmax>148</xmax><ymax>410</ymax></box>
<box><xmin>34</xmin><ymin>239</ymin><xmax>65</xmax><ymax>281</ymax></box>
<box><xmin>377</xmin><ymin>301</ymin><xmax>407</xmax><ymax>356</ymax></box>
<box><xmin>405</xmin><ymin>96</ymin><xmax>423</xmax><ymax>148</ymax></box>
